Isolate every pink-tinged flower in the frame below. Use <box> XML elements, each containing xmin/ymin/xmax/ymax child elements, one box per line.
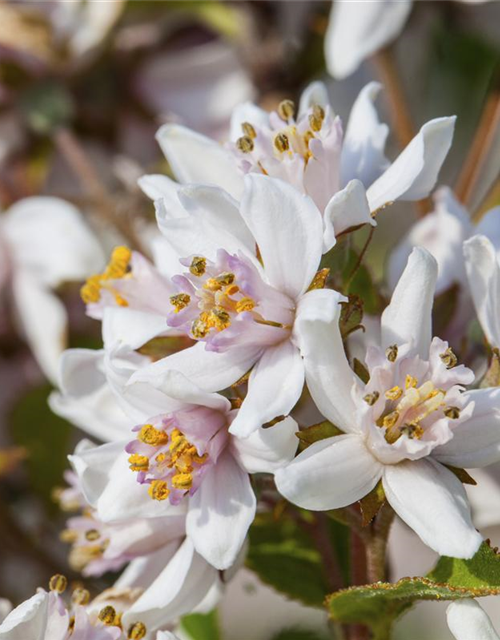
<box><xmin>325</xmin><ymin>0</ymin><xmax>489</xmax><ymax>80</ymax></box>
<box><xmin>447</xmin><ymin>600</ymin><xmax>500</xmax><ymax>640</ymax></box>
<box><xmin>0</xmin><ymin>196</ymin><xmax>104</xmax><ymax>383</ymax></box>
<box><xmin>463</xmin><ymin>234</ymin><xmax>500</xmax><ymax>350</ymax></box>
<box><xmin>141</xmin><ymin>81</ymin><xmax>455</xmax><ymax>252</ymax></box>
<box><xmin>275</xmin><ymin>247</ymin><xmax>500</xmax><ymax>559</ymax></box>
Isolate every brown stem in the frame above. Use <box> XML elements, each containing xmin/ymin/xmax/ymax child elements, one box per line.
<box><xmin>366</xmin><ymin>504</ymin><xmax>396</xmax><ymax>584</ymax></box>
<box><xmin>472</xmin><ymin>176</ymin><xmax>500</xmax><ymax>223</ymax></box>
<box><xmin>455</xmin><ymin>88</ymin><xmax>500</xmax><ymax>208</ymax></box>
<box><xmin>310</xmin><ymin>513</ymin><xmax>344</xmax><ymax>593</ymax></box>
<box><xmin>345</xmin><ymin>226</ymin><xmax>375</xmax><ymax>292</ymax></box>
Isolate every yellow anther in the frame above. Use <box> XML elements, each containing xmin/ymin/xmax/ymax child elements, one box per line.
<box><xmin>440</xmin><ymin>347</ymin><xmax>458</xmax><ymax>369</ymax></box>
<box><xmin>278</xmin><ymin>99</ymin><xmax>295</xmax><ymax>121</ymax></box>
<box><xmin>309</xmin><ymin>113</ymin><xmax>323</xmax><ymax>132</ymax></box>
<box><xmin>60</xmin><ymin>529</ymin><xmax>78</xmax><ymax>543</ymax></box>
<box><xmin>128</xmin><ymin>622</ymin><xmax>147</xmax><ymax>640</ymax></box>
<box><xmin>189</xmin><ymin>256</ymin><xmax>207</xmax><ymax>277</ymax></box>
<box><xmin>148</xmin><ymin>480</ymin><xmax>170</xmax><ymax>501</ymax></box>
<box><xmin>138</xmin><ymin>424</ymin><xmax>169</xmax><ymax>447</ymax></box>
<box><xmin>155</xmin><ymin>452</ymin><xmax>167</xmax><ymax>463</ymax></box>
<box><xmin>363</xmin><ymin>391</ymin><xmax>379</xmax><ymax>406</ymax></box>
<box><xmin>274</xmin><ymin>132</ymin><xmax>290</xmax><ymax>153</ymax></box>
<box><xmin>192</xmin><ymin>316</ymin><xmax>209</xmax><ymax>339</ymax></box>
<box><xmin>192</xmin><ymin>452</ymin><xmax>209</xmax><ymax>465</ymax></box>
<box><xmin>236</xmin><ymin>297</ymin><xmax>255</xmax><ymax>313</ymax></box>
<box><xmin>386</xmin><ymin>345</ymin><xmax>398</xmax><ymax>362</ymax></box>
<box><xmin>98</xmin><ymin>606</ymin><xmax>117</xmax><ymax>626</ymax></box>
<box><xmin>209</xmin><ymin>307</ymin><xmax>231</xmax><ymax>330</ymax></box>
<box><xmin>85</xmin><ymin>529</ymin><xmax>100</xmax><ymax>542</ymax></box>
<box><xmin>241</xmin><ymin>122</ymin><xmax>256</xmax><ymax>139</ymax></box>
<box><xmin>175</xmin><ymin>454</ymin><xmax>194</xmax><ymax>474</ymax></box>
<box><xmin>444</xmin><ymin>406</ymin><xmax>461</xmax><ymax>419</ymax></box>
<box><xmin>399</xmin><ymin>423</ymin><xmax>424</xmax><ymax>440</ymax></box>
<box><xmin>385</xmin><ymin>386</ymin><xmax>403</xmax><ymax>401</ymax></box>
<box><xmin>382</xmin><ymin>411</ymin><xmax>400</xmax><ymax>429</ymax></box>
<box><xmin>49</xmin><ymin>574</ymin><xmax>67</xmax><ymax>593</ymax></box>
<box><xmin>114</xmin><ymin>293</ymin><xmax>128</xmax><ymax>307</ymax></box>
<box><xmin>80</xmin><ymin>275</ymin><xmax>102</xmax><ymax>303</ymax></box>
<box><xmin>169</xmin><ymin>429</ymin><xmax>188</xmax><ymax>456</ymax></box>
<box><xmin>172</xmin><ymin>472</ymin><xmax>193</xmax><ymax>490</ymax></box>
<box><xmin>72</xmin><ymin>588</ymin><xmax>90</xmax><ymax>606</ymax></box>
<box><xmin>225</xmin><ymin>284</ymin><xmax>239</xmax><ymax>296</ymax></box>
<box><xmin>80</xmin><ymin>246</ymin><xmax>131</xmax><ymax>305</ymax></box>
<box><xmin>105</xmin><ymin>246</ymin><xmax>132</xmax><ymax>279</ymax></box>
<box><xmin>205</xmin><ymin>272</ymin><xmax>235</xmax><ymax>292</ymax></box>
<box><xmin>405</xmin><ymin>375</ymin><xmax>418</xmax><ymax>390</ymax></box>
<box><xmin>170</xmin><ymin>293</ymin><xmax>191</xmax><ymax>313</ymax></box>
<box><xmin>128</xmin><ymin>454</ymin><xmax>149</xmax><ymax>473</ymax></box>
<box><xmin>236</xmin><ymin>135</ymin><xmax>254</xmax><ymax>153</ymax></box>
<box><xmin>312</xmin><ymin>104</ymin><xmax>325</xmax><ymax>121</ymax></box>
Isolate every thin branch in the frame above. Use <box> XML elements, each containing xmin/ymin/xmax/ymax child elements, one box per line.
<box><xmin>345</xmin><ymin>226</ymin><xmax>375</xmax><ymax>293</ymax></box>
<box><xmin>472</xmin><ymin>175</ymin><xmax>500</xmax><ymax>223</ymax></box>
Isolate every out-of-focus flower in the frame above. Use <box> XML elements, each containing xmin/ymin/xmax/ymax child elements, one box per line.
<box><xmin>325</xmin><ymin>0</ymin><xmax>489</xmax><ymax>80</ymax></box>
<box><xmin>464</xmin><ymin>234</ymin><xmax>500</xmax><ymax>349</ymax></box>
<box><xmin>145</xmin><ymin>81</ymin><xmax>455</xmax><ymax>252</ymax></box>
<box><xmin>447</xmin><ymin>600</ymin><xmax>500</xmax><ymax>640</ymax></box>
<box><xmin>0</xmin><ymin>196</ymin><xmax>104</xmax><ymax>382</ymax></box>
<box><xmin>275</xmin><ymin>247</ymin><xmax>500</xmax><ymax>558</ymax></box>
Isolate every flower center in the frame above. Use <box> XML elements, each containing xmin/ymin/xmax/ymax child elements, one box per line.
<box><xmin>80</xmin><ymin>245</ymin><xmax>132</xmax><ymax>306</ymax></box>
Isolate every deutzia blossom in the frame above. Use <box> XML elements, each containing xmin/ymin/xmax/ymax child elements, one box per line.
<box><xmin>142</xmin><ymin>81</ymin><xmax>455</xmax><ymax>251</ymax></box>
<box><xmin>0</xmin><ymin>196</ymin><xmax>103</xmax><ymax>382</ymax></box>
<box><xmin>463</xmin><ymin>234</ymin><xmax>500</xmax><ymax>349</ymax></box>
<box><xmin>69</xmin><ymin>365</ymin><xmax>298</xmax><ymax>570</ymax></box>
<box><xmin>275</xmin><ymin>247</ymin><xmax>500</xmax><ymax>558</ymax></box>
<box><xmin>447</xmin><ymin>600</ymin><xmax>500</xmax><ymax>640</ymax></box>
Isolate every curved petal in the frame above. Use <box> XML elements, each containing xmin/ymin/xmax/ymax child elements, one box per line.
<box><xmin>447</xmin><ymin>600</ymin><xmax>500</xmax><ymax>640</ymax></box>
<box><xmin>102</xmin><ymin>307</ymin><xmax>169</xmax><ymax>352</ymax></box>
<box><xmin>366</xmin><ymin>117</ymin><xmax>456</xmax><ymax>212</ymax></box>
<box><xmin>275</xmin><ymin>434</ymin><xmax>382</xmax><ymax>510</ymax></box>
<box><xmin>240</xmin><ymin>174</ymin><xmax>323</xmax><ymax>299</ymax></box>
<box><xmin>294</xmin><ymin>288</ymin><xmax>359</xmax><ymax>434</ymax></box>
<box><xmin>382</xmin><ymin>458</ymin><xmax>482</xmax><ymax>559</ymax></box>
<box><xmin>464</xmin><ymin>235</ymin><xmax>500</xmax><ymax>348</ymax></box>
<box><xmin>433</xmin><ymin>388</ymin><xmax>500</xmax><ymax>468</ymax></box>
<box><xmin>115</xmin><ymin>543</ymin><xmax>180</xmax><ymax>590</ymax></box>
<box><xmin>12</xmin><ymin>273</ymin><xmax>67</xmax><ymax>384</ymax></box>
<box><xmin>324</xmin><ymin>179</ymin><xmax>375</xmax><ymax>250</ymax></box>
<box><xmin>381</xmin><ymin>247</ymin><xmax>437</xmax><ymax>358</ymax></box>
<box><xmin>325</xmin><ymin>0</ymin><xmax>412</xmax><ymax>79</ymax></box>
<box><xmin>298</xmin><ymin>81</ymin><xmax>329</xmax><ymax>118</ymax></box>
<box><xmin>229</xmin><ymin>341</ymin><xmax>304</xmax><ymax>438</ymax></box>
<box><xmin>231</xmin><ymin>415</ymin><xmax>299</xmax><ymax>474</ymax></box>
<box><xmin>155</xmin><ymin>124</ymin><xmax>243</xmax><ymax>199</ymax></box>
<box><xmin>0</xmin><ymin>592</ymin><xmax>48</xmax><ymax>640</ymax></box>
<box><xmin>340</xmin><ymin>82</ymin><xmax>389</xmax><ymax>187</ymax></box>
<box><xmin>3</xmin><ymin>196</ymin><xmax>104</xmax><ymax>288</ymax></box>
<box><xmin>138</xmin><ymin>175</ymin><xmax>187</xmax><ymax>218</ymax></box>
<box><xmin>186</xmin><ymin>450</ymin><xmax>256</xmax><ymax>570</ymax></box>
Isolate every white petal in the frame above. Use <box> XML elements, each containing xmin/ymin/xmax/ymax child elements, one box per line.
<box><xmin>49</xmin><ymin>348</ymin><xmax>129</xmax><ymax>441</ymax></box>
<box><xmin>115</xmin><ymin>544</ymin><xmax>179</xmax><ymax>590</ymax></box>
<box><xmin>2</xmin><ymin>196</ymin><xmax>104</xmax><ymax>288</ymax></box>
<box><xmin>434</xmin><ymin>388</ymin><xmax>500</xmax><ymax>468</ymax></box>
<box><xmin>323</xmin><ymin>179</ymin><xmax>375</xmax><ymax>250</ymax></box>
<box><xmin>137</xmin><ymin>174</ymin><xmax>186</xmax><ymax>219</ymax></box>
<box><xmin>340</xmin><ymin>82</ymin><xmax>389</xmax><ymax>187</ymax></box>
<box><xmin>155</xmin><ymin>124</ymin><xmax>243</xmax><ymax>199</ymax></box>
<box><xmin>447</xmin><ymin>600</ymin><xmax>500</xmax><ymax>640</ymax></box>
<box><xmin>275</xmin><ymin>434</ymin><xmax>382</xmax><ymax>510</ymax></box>
<box><xmin>102</xmin><ymin>307</ymin><xmax>168</xmax><ymax>352</ymax></box>
<box><xmin>464</xmin><ymin>235</ymin><xmax>500</xmax><ymax>348</ymax></box>
<box><xmin>12</xmin><ymin>273</ymin><xmax>67</xmax><ymax>384</ymax></box>
<box><xmin>367</xmin><ymin>117</ymin><xmax>456</xmax><ymax>212</ymax></box>
<box><xmin>228</xmin><ymin>341</ymin><xmax>304</xmax><ymax>438</ymax></box>
<box><xmin>130</xmin><ymin>342</ymin><xmax>261</xmax><ymax>395</ymax></box>
<box><xmin>0</xmin><ymin>592</ymin><xmax>48</xmax><ymax>640</ymax></box>
<box><xmin>186</xmin><ymin>450</ymin><xmax>256</xmax><ymax>570</ymax></box>
<box><xmin>382</xmin><ymin>458</ymin><xmax>482</xmax><ymax>559</ymax></box>
<box><xmin>298</xmin><ymin>81</ymin><xmax>329</xmax><ymax>118</ymax></box>
<box><xmin>230</xmin><ymin>102</ymin><xmax>269</xmax><ymax>140</ymax></box>
<box><xmin>381</xmin><ymin>247</ymin><xmax>437</xmax><ymax>358</ymax></box>
<box><xmin>294</xmin><ymin>288</ymin><xmax>359</xmax><ymax>434</ymax></box>
<box><xmin>325</xmin><ymin>0</ymin><xmax>412</xmax><ymax>79</ymax></box>
<box><xmin>231</xmin><ymin>415</ymin><xmax>299</xmax><ymax>474</ymax></box>
<box><xmin>240</xmin><ymin>174</ymin><xmax>323</xmax><ymax>299</ymax></box>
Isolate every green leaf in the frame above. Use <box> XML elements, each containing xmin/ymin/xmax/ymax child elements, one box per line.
<box><xmin>359</xmin><ymin>481</ymin><xmax>386</xmax><ymax>526</ymax></box>
<box><xmin>247</xmin><ymin>511</ymin><xmax>349</xmax><ymax>608</ymax></box>
<box><xmin>353</xmin><ymin>358</ymin><xmax>370</xmax><ymax>385</ymax></box>
<box><xmin>271</xmin><ymin>629</ymin><xmax>328</xmax><ymax>640</ymax></box>
<box><xmin>339</xmin><ymin>295</ymin><xmax>363</xmax><ymax>339</ymax></box>
<box><xmin>10</xmin><ymin>384</ymin><xmax>72</xmax><ymax>512</ymax></box>
<box><xmin>296</xmin><ymin>421</ymin><xmax>343</xmax><ymax>452</ymax></box>
<box><xmin>20</xmin><ymin>81</ymin><xmax>74</xmax><ymax>134</ymax></box>
<box><xmin>327</xmin><ymin>543</ymin><xmax>500</xmax><ymax>635</ymax></box>
<box><xmin>180</xmin><ymin>609</ymin><xmax>220</xmax><ymax>640</ymax></box>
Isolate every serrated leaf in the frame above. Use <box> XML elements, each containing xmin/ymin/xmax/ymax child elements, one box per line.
<box><xmin>353</xmin><ymin>358</ymin><xmax>370</xmax><ymax>385</ymax></box>
<box><xmin>327</xmin><ymin>543</ymin><xmax>500</xmax><ymax>634</ymax></box>
<box><xmin>180</xmin><ymin>609</ymin><xmax>220</xmax><ymax>640</ymax></box>
<box><xmin>359</xmin><ymin>481</ymin><xmax>386</xmax><ymax>526</ymax></box>
<box><xmin>296</xmin><ymin>421</ymin><xmax>343</xmax><ymax>451</ymax></box>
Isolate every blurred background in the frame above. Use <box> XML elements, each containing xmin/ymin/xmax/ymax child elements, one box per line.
<box><xmin>0</xmin><ymin>2</ymin><xmax>498</xmax><ymax>639</ymax></box>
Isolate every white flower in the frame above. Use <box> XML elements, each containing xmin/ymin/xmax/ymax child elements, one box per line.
<box><xmin>68</xmin><ymin>363</ymin><xmax>298</xmax><ymax>571</ymax></box>
<box><xmin>0</xmin><ymin>196</ymin><xmax>104</xmax><ymax>383</ymax></box>
<box><xmin>142</xmin><ymin>82</ymin><xmax>455</xmax><ymax>252</ymax></box>
<box><xmin>275</xmin><ymin>247</ymin><xmax>500</xmax><ymax>559</ymax></box>
<box><xmin>447</xmin><ymin>600</ymin><xmax>500</xmax><ymax>640</ymax></box>
<box><xmin>463</xmin><ymin>234</ymin><xmax>500</xmax><ymax>349</ymax></box>
<box><xmin>325</xmin><ymin>0</ymin><xmax>488</xmax><ymax>80</ymax></box>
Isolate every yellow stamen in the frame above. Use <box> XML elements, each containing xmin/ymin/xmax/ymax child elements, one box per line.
<box><xmin>170</xmin><ymin>293</ymin><xmax>191</xmax><ymax>313</ymax></box>
<box><xmin>385</xmin><ymin>386</ymin><xmax>403</xmax><ymax>401</ymax></box>
<box><xmin>382</xmin><ymin>411</ymin><xmax>400</xmax><ymax>429</ymax></box>
<box><xmin>172</xmin><ymin>472</ymin><xmax>193</xmax><ymax>490</ymax></box>
<box><xmin>189</xmin><ymin>256</ymin><xmax>207</xmax><ymax>277</ymax></box>
<box><xmin>363</xmin><ymin>391</ymin><xmax>380</xmax><ymax>406</ymax></box>
<box><xmin>128</xmin><ymin>622</ymin><xmax>147</xmax><ymax>640</ymax></box>
<box><xmin>85</xmin><ymin>529</ymin><xmax>100</xmax><ymax>542</ymax></box>
<box><xmin>236</xmin><ymin>136</ymin><xmax>254</xmax><ymax>153</ymax></box>
<box><xmin>386</xmin><ymin>345</ymin><xmax>398</xmax><ymax>362</ymax></box>
<box><xmin>49</xmin><ymin>574</ymin><xmax>67</xmax><ymax>593</ymax></box>
<box><xmin>278</xmin><ymin>99</ymin><xmax>295</xmax><ymax>121</ymax></box>
<box><xmin>444</xmin><ymin>406</ymin><xmax>461</xmax><ymax>419</ymax></box>
<box><xmin>80</xmin><ymin>246</ymin><xmax>132</xmax><ymax>304</ymax></box>
<box><xmin>440</xmin><ymin>347</ymin><xmax>458</xmax><ymax>369</ymax></box>
<box><xmin>236</xmin><ymin>297</ymin><xmax>255</xmax><ymax>313</ymax></box>
<box><xmin>80</xmin><ymin>275</ymin><xmax>102</xmax><ymax>304</ymax></box>
<box><xmin>192</xmin><ymin>315</ymin><xmax>209</xmax><ymax>339</ymax></box>
<box><xmin>148</xmin><ymin>480</ymin><xmax>170</xmax><ymax>501</ymax></box>
<box><xmin>72</xmin><ymin>588</ymin><xmax>90</xmax><ymax>605</ymax></box>
<box><xmin>60</xmin><ymin>529</ymin><xmax>78</xmax><ymax>543</ymax></box>
<box><xmin>98</xmin><ymin>606</ymin><xmax>117</xmax><ymax>626</ymax></box>
<box><xmin>405</xmin><ymin>375</ymin><xmax>418</xmax><ymax>389</ymax></box>
<box><xmin>274</xmin><ymin>132</ymin><xmax>290</xmax><ymax>153</ymax></box>
<box><xmin>128</xmin><ymin>454</ymin><xmax>149</xmax><ymax>473</ymax></box>
<box><xmin>209</xmin><ymin>307</ymin><xmax>231</xmax><ymax>330</ymax></box>
<box><xmin>138</xmin><ymin>424</ymin><xmax>169</xmax><ymax>447</ymax></box>
<box><xmin>241</xmin><ymin>122</ymin><xmax>256</xmax><ymax>139</ymax></box>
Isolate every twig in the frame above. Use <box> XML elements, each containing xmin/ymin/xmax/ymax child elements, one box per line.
<box><xmin>472</xmin><ymin>176</ymin><xmax>500</xmax><ymax>223</ymax></box>
<box><xmin>366</xmin><ymin>504</ymin><xmax>395</xmax><ymax>584</ymax></box>
<box><xmin>345</xmin><ymin>226</ymin><xmax>375</xmax><ymax>293</ymax></box>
